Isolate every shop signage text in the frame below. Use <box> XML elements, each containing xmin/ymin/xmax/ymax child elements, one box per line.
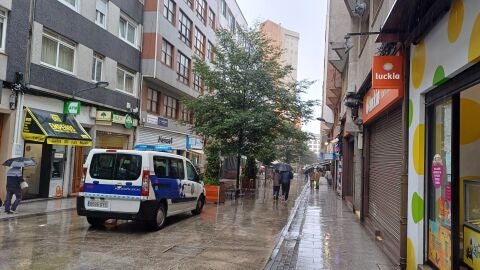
<box><xmin>64</xmin><ymin>101</ymin><xmax>81</xmax><ymax>115</ymax></box>
<box><xmin>158</xmin><ymin>117</ymin><xmax>168</xmax><ymax>127</ymax></box>
<box><xmin>146</xmin><ymin>114</ymin><xmax>168</xmax><ymax>127</ymax></box>
<box><xmin>158</xmin><ymin>136</ymin><xmax>173</xmax><ymax>144</ymax></box>
<box><xmin>186</xmin><ymin>135</ymin><xmax>204</xmax><ymax>150</ymax></box>
<box><xmin>362</xmin><ymin>88</ymin><xmax>403</xmax><ymax>124</ymax></box>
<box><xmin>372</xmin><ymin>56</ymin><xmax>404</xmax><ymax>89</ymax></box>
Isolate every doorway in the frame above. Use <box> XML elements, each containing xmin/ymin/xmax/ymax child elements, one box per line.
<box><xmin>23</xmin><ymin>143</ymin><xmax>43</xmax><ymax>199</ymax></box>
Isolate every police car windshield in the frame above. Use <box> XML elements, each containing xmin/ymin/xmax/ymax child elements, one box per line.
<box><xmin>89</xmin><ymin>153</ymin><xmax>142</xmax><ymax>180</ymax></box>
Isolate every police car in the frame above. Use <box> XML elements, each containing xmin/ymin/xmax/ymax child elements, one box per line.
<box><xmin>76</xmin><ymin>145</ymin><xmax>205</xmax><ymax>230</ymax></box>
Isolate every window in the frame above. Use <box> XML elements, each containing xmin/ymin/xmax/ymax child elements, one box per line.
<box><xmin>0</xmin><ymin>9</ymin><xmax>8</xmax><ymax>51</ymax></box>
<box><xmin>207</xmin><ymin>41</ymin><xmax>214</xmax><ymax>61</ymax></box>
<box><xmin>119</xmin><ymin>15</ymin><xmax>137</xmax><ymax>46</ymax></box>
<box><xmin>193</xmin><ymin>73</ymin><xmax>203</xmax><ymax>92</ymax></box>
<box><xmin>146</xmin><ymin>88</ymin><xmax>159</xmax><ymax>113</ymax></box>
<box><xmin>227</xmin><ymin>10</ymin><xmax>235</xmax><ymax>33</ymax></box>
<box><xmin>58</xmin><ymin>0</ymin><xmax>78</xmax><ymax>10</ymax></box>
<box><xmin>96</xmin><ymin>0</ymin><xmax>107</xmax><ymax>28</ymax></box>
<box><xmin>177</xmin><ymin>51</ymin><xmax>190</xmax><ymax>85</ymax></box>
<box><xmin>221</xmin><ymin>0</ymin><xmax>227</xmax><ymax>17</ymax></box>
<box><xmin>194</xmin><ymin>28</ymin><xmax>205</xmax><ymax>59</ymax></box>
<box><xmin>178</xmin><ymin>11</ymin><xmax>192</xmax><ymax>46</ymax></box>
<box><xmin>89</xmin><ymin>154</ymin><xmax>142</xmax><ymax>180</ymax></box>
<box><xmin>161</xmin><ymin>39</ymin><xmax>173</xmax><ymax>67</ymax></box>
<box><xmin>195</xmin><ymin>0</ymin><xmax>206</xmax><ymax>24</ymax></box>
<box><xmin>153</xmin><ymin>157</ymin><xmax>184</xmax><ymax>179</ymax></box>
<box><xmin>41</xmin><ymin>31</ymin><xmax>75</xmax><ymax>73</ymax></box>
<box><xmin>116</xmin><ymin>65</ymin><xmax>135</xmax><ymax>93</ymax></box>
<box><xmin>91</xmin><ymin>54</ymin><xmax>103</xmax><ymax>82</ymax></box>
<box><xmin>181</xmin><ymin>106</ymin><xmax>192</xmax><ymax>123</ymax></box>
<box><xmin>185</xmin><ymin>0</ymin><xmax>193</xmax><ymax>9</ymax></box>
<box><xmin>163</xmin><ymin>0</ymin><xmax>175</xmax><ymax>24</ymax></box>
<box><xmin>186</xmin><ymin>162</ymin><xmax>198</xmax><ymax>181</ymax></box>
<box><xmin>163</xmin><ymin>95</ymin><xmax>178</xmax><ymax>119</ymax></box>
<box><xmin>208</xmin><ymin>8</ymin><xmax>215</xmax><ymax>29</ymax></box>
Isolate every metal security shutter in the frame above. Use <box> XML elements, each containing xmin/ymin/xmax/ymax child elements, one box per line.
<box><xmin>368</xmin><ymin>105</ymin><xmax>402</xmax><ymax>246</ymax></box>
<box><xmin>137</xmin><ymin>127</ymin><xmax>186</xmax><ymax>150</ymax></box>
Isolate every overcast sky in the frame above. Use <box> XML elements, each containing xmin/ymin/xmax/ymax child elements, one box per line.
<box><xmin>236</xmin><ymin>0</ymin><xmax>328</xmax><ymax>134</ymax></box>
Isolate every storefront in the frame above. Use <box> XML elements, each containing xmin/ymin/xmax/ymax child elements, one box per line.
<box><xmin>360</xmin><ymin>55</ymin><xmax>405</xmax><ymax>263</ymax></box>
<box><xmin>22</xmin><ymin>107</ymin><xmax>92</xmax><ymax>199</ymax></box>
<box><xmin>136</xmin><ymin>126</ymin><xmax>187</xmax><ymax>155</ymax></box>
<box><xmin>407</xmin><ymin>2</ymin><xmax>480</xmax><ymax>269</ymax></box>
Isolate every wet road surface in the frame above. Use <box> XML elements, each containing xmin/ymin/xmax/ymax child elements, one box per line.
<box><xmin>0</xmin><ymin>178</ymin><xmax>304</xmax><ymax>270</ymax></box>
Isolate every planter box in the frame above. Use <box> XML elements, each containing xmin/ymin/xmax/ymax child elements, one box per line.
<box><xmin>205</xmin><ymin>183</ymin><xmax>226</xmax><ymax>203</ymax></box>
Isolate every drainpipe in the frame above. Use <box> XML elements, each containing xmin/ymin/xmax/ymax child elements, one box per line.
<box><xmin>399</xmin><ymin>44</ymin><xmax>410</xmax><ymax>270</ymax></box>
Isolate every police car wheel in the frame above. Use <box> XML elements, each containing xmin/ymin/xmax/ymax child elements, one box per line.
<box><xmin>87</xmin><ymin>217</ymin><xmax>106</xmax><ymax>227</ymax></box>
<box><xmin>150</xmin><ymin>203</ymin><xmax>166</xmax><ymax>230</ymax></box>
<box><xmin>192</xmin><ymin>195</ymin><xmax>204</xmax><ymax>215</ymax></box>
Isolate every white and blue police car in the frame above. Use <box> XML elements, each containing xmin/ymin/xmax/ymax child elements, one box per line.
<box><xmin>77</xmin><ymin>145</ymin><xmax>205</xmax><ymax>230</ymax></box>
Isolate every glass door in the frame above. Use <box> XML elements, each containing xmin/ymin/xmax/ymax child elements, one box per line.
<box><xmin>23</xmin><ymin>143</ymin><xmax>43</xmax><ymax>199</ymax></box>
<box><xmin>427</xmin><ymin>98</ymin><xmax>453</xmax><ymax>270</ymax></box>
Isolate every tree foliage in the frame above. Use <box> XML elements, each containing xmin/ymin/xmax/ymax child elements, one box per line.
<box><xmin>184</xmin><ymin>26</ymin><xmax>317</xmax><ymax>184</ymax></box>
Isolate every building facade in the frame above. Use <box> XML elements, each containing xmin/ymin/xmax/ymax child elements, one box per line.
<box><xmin>1</xmin><ymin>0</ymin><xmax>143</xmax><ymax>199</ymax></box>
<box><xmin>260</xmin><ymin>20</ymin><xmax>299</xmax><ymax>81</ymax></box>
<box><xmin>307</xmin><ymin>134</ymin><xmax>321</xmax><ymax>160</ymax></box>
<box><xmin>139</xmin><ymin>0</ymin><xmax>247</xmax><ymax>170</ymax></box>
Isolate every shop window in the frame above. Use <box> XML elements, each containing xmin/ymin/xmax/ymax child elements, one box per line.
<box><xmin>427</xmin><ymin>98</ymin><xmax>453</xmax><ymax>270</ymax></box>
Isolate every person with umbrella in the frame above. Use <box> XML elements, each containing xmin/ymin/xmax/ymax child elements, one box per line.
<box><xmin>2</xmin><ymin>157</ymin><xmax>34</xmax><ymax>214</ymax></box>
<box><xmin>273</xmin><ymin>162</ymin><xmax>293</xmax><ymax>201</ymax></box>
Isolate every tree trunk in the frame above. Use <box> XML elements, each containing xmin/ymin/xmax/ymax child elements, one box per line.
<box><xmin>236</xmin><ymin>153</ymin><xmax>241</xmax><ymax>196</ymax></box>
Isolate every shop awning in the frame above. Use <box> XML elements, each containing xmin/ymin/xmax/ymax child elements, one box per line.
<box><xmin>22</xmin><ymin>107</ymin><xmax>93</xmax><ymax>146</ymax></box>
<box><xmin>189</xmin><ymin>149</ymin><xmax>204</xmax><ymax>155</ymax></box>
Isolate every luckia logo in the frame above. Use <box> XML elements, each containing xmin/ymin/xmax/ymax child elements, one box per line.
<box><xmin>375</xmin><ymin>62</ymin><xmax>400</xmax><ymax>80</ymax></box>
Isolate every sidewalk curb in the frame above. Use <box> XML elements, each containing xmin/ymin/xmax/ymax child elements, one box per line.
<box><xmin>263</xmin><ymin>183</ymin><xmax>309</xmax><ymax>270</ymax></box>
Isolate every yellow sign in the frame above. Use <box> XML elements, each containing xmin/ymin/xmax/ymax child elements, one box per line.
<box><xmin>464</xmin><ymin>225</ymin><xmax>480</xmax><ymax>269</ymax></box>
<box><xmin>46</xmin><ymin>138</ymin><xmax>93</xmax><ymax>146</ymax></box>
<box><xmin>23</xmin><ymin>132</ymin><xmax>46</xmax><ymax>143</ymax></box>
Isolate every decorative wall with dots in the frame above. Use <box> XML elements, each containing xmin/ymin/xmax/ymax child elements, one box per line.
<box><xmin>407</xmin><ymin>1</ymin><xmax>480</xmax><ymax>269</ymax></box>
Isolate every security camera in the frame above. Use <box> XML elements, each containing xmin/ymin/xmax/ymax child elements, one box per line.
<box><xmin>353</xmin><ymin>0</ymin><xmax>367</xmax><ymax>17</ymax></box>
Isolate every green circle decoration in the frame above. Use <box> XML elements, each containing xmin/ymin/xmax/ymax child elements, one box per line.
<box><xmin>433</xmin><ymin>65</ymin><xmax>448</xmax><ymax>86</ymax></box>
<box><xmin>412</xmin><ymin>192</ymin><xmax>424</xmax><ymax>224</ymax></box>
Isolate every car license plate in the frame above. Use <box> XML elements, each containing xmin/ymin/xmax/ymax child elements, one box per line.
<box><xmin>87</xmin><ymin>200</ymin><xmax>108</xmax><ymax>208</ymax></box>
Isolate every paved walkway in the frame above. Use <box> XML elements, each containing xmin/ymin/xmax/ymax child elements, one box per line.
<box><xmin>265</xmin><ymin>178</ymin><xmax>397</xmax><ymax>270</ymax></box>
<box><xmin>0</xmin><ymin>197</ymin><xmax>76</xmax><ymax>221</ymax></box>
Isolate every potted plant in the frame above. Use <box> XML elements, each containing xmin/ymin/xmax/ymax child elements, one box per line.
<box><xmin>202</xmin><ymin>140</ymin><xmax>225</xmax><ymax>203</ymax></box>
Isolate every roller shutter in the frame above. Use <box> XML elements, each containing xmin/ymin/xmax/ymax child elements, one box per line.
<box><xmin>368</xmin><ymin>105</ymin><xmax>402</xmax><ymax>247</ymax></box>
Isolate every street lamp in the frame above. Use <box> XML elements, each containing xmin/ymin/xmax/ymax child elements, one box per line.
<box><xmin>65</xmin><ymin>81</ymin><xmax>109</xmax><ymax>115</ymax></box>
<box><xmin>72</xmin><ymin>81</ymin><xmax>109</xmax><ymax>99</ymax></box>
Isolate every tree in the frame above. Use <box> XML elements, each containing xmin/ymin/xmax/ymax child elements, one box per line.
<box><xmin>184</xmin><ymin>27</ymin><xmax>316</xmax><ymax>194</ymax></box>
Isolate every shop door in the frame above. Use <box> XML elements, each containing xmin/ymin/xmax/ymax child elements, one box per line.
<box><xmin>72</xmin><ymin>147</ymin><xmax>85</xmax><ymax>194</ymax></box>
<box><xmin>427</xmin><ymin>98</ymin><xmax>453</xmax><ymax>270</ymax></box>
<box><xmin>367</xmin><ymin>105</ymin><xmax>402</xmax><ymax>257</ymax></box>
<box><xmin>23</xmin><ymin>143</ymin><xmax>43</xmax><ymax>199</ymax></box>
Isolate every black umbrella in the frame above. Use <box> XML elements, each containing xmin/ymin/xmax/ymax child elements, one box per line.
<box><xmin>272</xmin><ymin>162</ymin><xmax>292</xmax><ymax>172</ymax></box>
<box><xmin>2</xmin><ymin>157</ymin><xmax>36</xmax><ymax>167</ymax></box>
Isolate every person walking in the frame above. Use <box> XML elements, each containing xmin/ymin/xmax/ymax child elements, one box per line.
<box><xmin>4</xmin><ymin>166</ymin><xmax>24</xmax><ymax>214</ymax></box>
<box><xmin>311</xmin><ymin>168</ymin><xmax>320</xmax><ymax>189</ymax></box>
<box><xmin>272</xmin><ymin>169</ymin><xmax>281</xmax><ymax>200</ymax></box>
<box><xmin>325</xmin><ymin>168</ymin><xmax>333</xmax><ymax>186</ymax></box>
<box><xmin>280</xmin><ymin>170</ymin><xmax>294</xmax><ymax>201</ymax></box>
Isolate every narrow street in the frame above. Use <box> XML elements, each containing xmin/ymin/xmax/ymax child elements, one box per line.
<box><xmin>0</xmin><ymin>178</ymin><xmax>304</xmax><ymax>270</ymax></box>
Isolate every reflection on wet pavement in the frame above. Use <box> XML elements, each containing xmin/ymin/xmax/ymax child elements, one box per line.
<box><xmin>0</xmin><ymin>178</ymin><xmax>304</xmax><ymax>270</ymax></box>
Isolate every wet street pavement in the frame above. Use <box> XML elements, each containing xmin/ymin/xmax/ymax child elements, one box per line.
<box><xmin>0</xmin><ymin>177</ymin><xmax>304</xmax><ymax>270</ymax></box>
<box><xmin>265</xmin><ymin>179</ymin><xmax>396</xmax><ymax>270</ymax></box>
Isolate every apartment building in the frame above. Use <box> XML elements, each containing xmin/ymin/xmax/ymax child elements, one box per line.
<box><xmin>261</xmin><ymin>20</ymin><xmax>299</xmax><ymax>81</ymax></box>
<box><xmin>307</xmin><ymin>134</ymin><xmax>321</xmax><ymax>160</ymax></box>
<box><xmin>0</xmin><ymin>0</ymin><xmax>143</xmax><ymax>200</ymax></box>
<box><xmin>140</xmin><ymin>0</ymin><xmax>247</xmax><ymax>168</ymax></box>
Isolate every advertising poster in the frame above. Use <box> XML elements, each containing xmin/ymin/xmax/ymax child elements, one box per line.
<box><xmin>464</xmin><ymin>226</ymin><xmax>480</xmax><ymax>269</ymax></box>
<box><xmin>428</xmin><ymin>220</ymin><xmax>452</xmax><ymax>270</ymax></box>
<box><xmin>432</xmin><ymin>154</ymin><xmax>444</xmax><ymax>189</ymax></box>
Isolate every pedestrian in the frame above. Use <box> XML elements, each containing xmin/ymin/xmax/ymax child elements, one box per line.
<box><xmin>4</xmin><ymin>166</ymin><xmax>25</xmax><ymax>214</ymax></box>
<box><xmin>272</xmin><ymin>169</ymin><xmax>281</xmax><ymax>200</ymax></box>
<box><xmin>311</xmin><ymin>168</ymin><xmax>320</xmax><ymax>189</ymax></box>
<box><xmin>303</xmin><ymin>168</ymin><xmax>309</xmax><ymax>182</ymax></box>
<box><xmin>325</xmin><ymin>168</ymin><xmax>333</xmax><ymax>186</ymax></box>
<box><xmin>280</xmin><ymin>170</ymin><xmax>294</xmax><ymax>201</ymax></box>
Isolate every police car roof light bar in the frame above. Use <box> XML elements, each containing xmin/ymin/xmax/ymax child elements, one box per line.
<box><xmin>134</xmin><ymin>145</ymin><xmax>173</xmax><ymax>152</ymax></box>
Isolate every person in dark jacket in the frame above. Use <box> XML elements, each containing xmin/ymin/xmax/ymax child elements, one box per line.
<box><xmin>5</xmin><ymin>167</ymin><xmax>24</xmax><ymax>214</ymax></box>
<box><xmin>280</xmin><ymin>170</ymin><xmax>294</xmax><ymax>201</ymax></box>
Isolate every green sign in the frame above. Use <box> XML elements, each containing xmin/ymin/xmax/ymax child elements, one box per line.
<box><xmin>124</xmin><ymin>114</ymin><xmax>133</xmax><ymax>129</ymax></box>
<box><xmin>64</xmin><ymin>101</ymin><xmax>81</xmax><ymax>115</ymax></box>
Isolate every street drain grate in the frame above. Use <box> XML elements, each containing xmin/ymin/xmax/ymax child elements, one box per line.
<box><xmin>162</xmin><ymin>245</ymin><xmax>205</xmax><ymax>256</ymax></box>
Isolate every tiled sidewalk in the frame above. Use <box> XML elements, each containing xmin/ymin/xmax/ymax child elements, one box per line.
<box><xmin>265</xmin><ymin>178</ymin><xmax>397</xmax><ymax>270</ymax></box>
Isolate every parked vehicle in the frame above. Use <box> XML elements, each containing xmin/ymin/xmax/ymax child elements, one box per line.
<box><xmin>77</xmin><ymin>146</ymin><xmax>205</xmax><ymax>230</ymax></box>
